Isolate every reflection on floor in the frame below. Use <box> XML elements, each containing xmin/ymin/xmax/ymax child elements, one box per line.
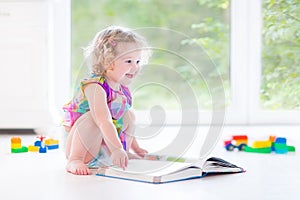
<box><xmin>0</xmin><ymin>125</ymin><xmax>299</xmax><ymax>200</ymax></box>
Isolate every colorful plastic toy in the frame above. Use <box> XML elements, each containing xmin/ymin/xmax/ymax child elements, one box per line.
<box><xmin>244</xmin><ymin>146</ymin><xmax>272</xmax><ymax>153</ymax></box>
<box><xmin>252</xmin><ymin>140</ymin><xmax>272</xmax><ymax>148</ymax></box>
<box><xmin>11</xmin><ymin>137</ymin><xmax>28</xmax><ymax>153</ymax></box>
<box><xmin>10</xmin><ymin>135</ymin><xmax>59</xmax><ymax>154</ymax></box>
<box><xmin>39</xmin><ymin>145</ymin><xmax>47</xmax><ymax>153</ymax></box>
<box><xmin>28</xmin><ymin>145</ymin><xmax>39</xmax><ymax>152</ymax></box>
<box><xmin>45</xmin><ymin>138</ymin><xmax>59</xmax><ymax>150</ymax></box>
<box><xmin>225</xmin><ymin>135</ymin><xmax>296</xmax><ymax>154</ymax></box>
<box><xmin>272</xmin><ymin>137</ymin><xmax>295</xmax><ymax>154</ymax></box>
<box><xmin>34</xmin><ymin>135</ymin><xmax>47</xmax><ymax>153</ymax></box>
<box><xmin>224</xmin><ymin>135</ymin><xmax>248</xmax><ymax>151</ymax></box>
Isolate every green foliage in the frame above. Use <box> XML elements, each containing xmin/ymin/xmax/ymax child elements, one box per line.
<box><xmin>185</xmin><ymin>15</ymin><xmax>229</xmax><ymax>76</ymax></box>
<box><xmin>71</xmin><ymin>0</ymin><xmax>230</xmax><ymax>110</ymax></box>
<box><xmin>72</xmin><ymin>0</ymin><xmax>300</xmax><ymax>111</ymax></box>
<box><xmin>261</xmin><ymin>0</ymin><xmax>300</xmax><ymax>110</ymax></box>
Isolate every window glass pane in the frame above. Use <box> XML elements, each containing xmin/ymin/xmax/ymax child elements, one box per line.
<box><xmin>71</xmin><ymin>0</ymin><xmax>230</xmax><ymax>111</ymax></box>
<box><xmin>261</xmin><ymin>0</ymin><xmax>300</xmax><ymax>110</ymax></box>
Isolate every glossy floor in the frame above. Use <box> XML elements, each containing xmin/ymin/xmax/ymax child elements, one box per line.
<box><xmin>0</xmin><ymin>125</ymin><xmax>299</xmax><ymax>200</ymax></box>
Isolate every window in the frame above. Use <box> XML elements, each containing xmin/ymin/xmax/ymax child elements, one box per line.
<box><xmin>70</xmin><ymin>0</ymin><xmax>300</xmax><ymax>125</ymax></box>
<box><xmin>261</xmin><ymin>0</ymin><xmax>300</xmax><ymax>110</ymax></box>
<box><xmin>71</xmin><ymin>0</ymin><xmax>229</xmax><ymax>125</ymax></box>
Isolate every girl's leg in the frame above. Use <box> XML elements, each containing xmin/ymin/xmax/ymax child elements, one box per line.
<box><xmin>65</xmin><ymin>111</ymin><xmax>103</xmax><ymax>175</ymax></box>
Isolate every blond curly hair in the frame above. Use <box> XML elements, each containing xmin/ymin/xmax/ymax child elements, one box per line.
<box><xmin>83</xmin><ymin>26</ymin><xmax>151</xmax><ymax>76</ymax></box>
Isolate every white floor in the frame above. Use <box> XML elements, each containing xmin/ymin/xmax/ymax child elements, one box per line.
<box><xmin>0</xmin><ymin>125</ymin><xmax>299</xmax><ymax>200</ymax></box>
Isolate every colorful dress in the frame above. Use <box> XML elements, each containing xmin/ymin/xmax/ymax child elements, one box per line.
<box><xmin>62</xmin><ymin>75</ymin><xmax>132</xmax><ymax>150</ymax></box>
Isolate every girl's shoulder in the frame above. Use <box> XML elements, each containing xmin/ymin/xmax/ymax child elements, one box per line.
<box><xmin>81</xmin><ymin>75</ymin><xmax>105</xmax><ymax>85</ymax></box>
<box><xmin>80</xmin><ymin>75</ymin><xmax>107</xmax><ymax>86</ymax></box>
<box><xmin>80</xmin><ymin>75</ymin><xmax>110</xmax><ymax>94</ymax></box>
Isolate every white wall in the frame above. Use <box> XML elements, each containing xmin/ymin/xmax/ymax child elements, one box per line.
<box><xmin>0</xmin><ymin>0</ymin><xmax>70</xmax><ymax>130</ymax></box>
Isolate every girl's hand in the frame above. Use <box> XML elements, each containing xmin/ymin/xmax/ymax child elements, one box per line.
<box><xmin>133</xmin><ymin>147</ymin><xmax>148</xmax><ymax>158</ymax></box>
<box><xmin>111</xmin><ymin>148</ymin><xmax>128</xmax><ymax>170</ymax></box>
<box><xmin>130</xmin><ymin>138</ymin><xmax>148</xmax><ymax>158</ymax></box>
<box><xmin>126</xmin><ymin>148</ymin><xmax>148</xmax><ymax>160</ymax></box>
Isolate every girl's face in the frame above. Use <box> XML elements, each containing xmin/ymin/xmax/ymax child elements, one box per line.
<box><xmin>107</xmin><ymin>42</ymin><xmax>142</xmax><ymax>86</ymax></box>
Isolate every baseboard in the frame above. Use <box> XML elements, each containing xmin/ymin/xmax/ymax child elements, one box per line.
<box><xmin>0</xmin><ymin>129</ymin><xmax>36</xmax><ymax>134</ymax></box>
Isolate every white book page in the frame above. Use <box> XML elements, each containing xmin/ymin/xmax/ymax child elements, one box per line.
<box><xmin>110</xmin><ymin>159</ymin><xmax>199</xmax><ymax>176</ymax></box>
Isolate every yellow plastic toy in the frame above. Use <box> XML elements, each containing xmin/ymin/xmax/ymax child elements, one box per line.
<box><xmin>252</xmin><ymin>140</ymin><xmax>272</xmax><ymax>148</ymax></box>
<box><xmin>28</xmin><ymin>145</ymin><xmax>39</xmax><ymax>152</ymax></box>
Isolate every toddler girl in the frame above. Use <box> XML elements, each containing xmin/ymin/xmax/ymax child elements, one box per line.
<box><xmin>62</xmin><ymin>26</ymin><xmax>150</xmax><ymax>175</ymax></box>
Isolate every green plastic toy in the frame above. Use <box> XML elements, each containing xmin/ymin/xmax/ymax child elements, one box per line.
<box><xmin>244</xmin><ymin>146</ymin><xmax>272</xmax><ymax>154</ymax></box>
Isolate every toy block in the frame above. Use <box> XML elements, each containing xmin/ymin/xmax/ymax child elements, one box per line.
<box><xmin>275</xmin><ymin>148</ymin><xmax>288</xmax><ymax>154</ymax></box>
<box><xmin>34</xmin><ymin>141</ymin><xmax>42</xmax><ymax>147</ymax></box>
<box><xmin>252</xmin><ymin>140</ymin><xmax>272</xmax><ymax>148</ymax></box>
<box><xmin>274</xmin><ymin>143</ymin><xmax>287</xmax><ymax>149</ymax></box>
<box><xmin>287</xmin><ymin>146</ymin><xmax>296</xmax><ymax>152</ymax></box>
<box><xmin>275</xmin><ymin>137</ymin><xmax>286</xmax><ymax>144</ymax></box>
<box><xmin>45</xmin><ymin>139</ymin><xmax>59</xmax><ymax>146</ymax></box>
<box><xmin>224</xmin><ymin>135</ymin><xmax>249</xmax><ymax>152</ymax></box>
<box><xmin>11</xmin><ymin>137</ymin><xmax>21</xmax><ymax>143</ymax></box>
<box><xmin>11</xmin><ymin>137</ymin><xmax>28</xmax><ymax>153</ymax></box>
<box><xmin>28</xmin><ymin>145</ymin><xmax>39</xmax><ymax>152</ymax></box>
<box><xmin>11</xmin><ymin>146</ymin><xmax>28</xmax><ymax>153</ymax></box>
<box><xmin>47</xmin><ymin>144</ymin><xmax>59</xmax><ymax>150</ymax></box>
<box><xmin>39</xmin><ymin>146</ymin><xmax>47</xmax><ymax>153</ymax></box>
<box><xmin>269</xmin><ymin>135</ymin><xmax>276</xmax><ymax>142</ymax></box>
<box><xmin>11</xmin><ymin>143</ymin><xmax>22</xmax><ymax>149</ymax></box>
<box><xmin>11</xmin><ymin>137</ymin><xmax>22</xmax><ymax>149</ymax></box>
<box><xmin>232</xmin><ymin>135</ymin><xmax>248</xmax><ymax>140</ymax></box>
<box><xmin>235</xmin><ymin>139</ymin><xmax>248</xmax><ymax>146</ymax></box>
<box><xmin>44</xmin><ymin>138</ymin><xmax>59</xmax><ymax>150</ymax></box>
<box><xmin>244</xmin><ymin>146</ymin><xmax>272</xmax><ymax>154</ymax></box>
<box><xmin>273</xmin><ymin>143</ymin><xmax>288</xmax><ymax>154</ymax></box>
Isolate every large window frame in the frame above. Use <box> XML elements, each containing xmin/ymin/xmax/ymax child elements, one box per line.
<box><xmin>49</xmin><ymin>0</ymin><xmax>71</xmax><ymax>124</ymax></box>
<box><xmin>54</xmin><ymin>0</ymin><xmax>300</xmax><ymax>125</ymax></box>
<box><xmin>230</xmin><ymin>0</ymin><xmax>300</xmax><ymax>125</ymax></box>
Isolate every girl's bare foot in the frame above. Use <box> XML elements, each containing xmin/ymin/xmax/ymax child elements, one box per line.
<box><xmin>66</xmin><ymin>160</ymin><xmax>91</xmax><ymax>175</ymax></box>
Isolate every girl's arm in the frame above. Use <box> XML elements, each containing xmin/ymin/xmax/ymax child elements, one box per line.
<box><xmin>84</xmin><ymin>83</ymin><xmax>128</xmax><ymax>169</ymax></box>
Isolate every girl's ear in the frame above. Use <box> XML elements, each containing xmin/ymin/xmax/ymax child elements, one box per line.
<box><xmin>107</xmin><ymin>65</ymin><xmax>114</xmax><ymax>71</ymax></box>
<box><xmin>104</xmin><ymin>66</ymin><xmax>114</xmax><ymax>75</ymax></box>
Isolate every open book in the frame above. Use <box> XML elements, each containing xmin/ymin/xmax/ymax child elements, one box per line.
<box><xmin>96</xmin><ymin>156</ymin><xmax>245</xmax><ymax>184</ymax></box>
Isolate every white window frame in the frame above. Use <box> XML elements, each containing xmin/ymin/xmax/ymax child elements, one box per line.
<box><xmin>230</xmin><ymin>0</ymin><xmax>300</xmax><ymax>125</ymax></box>
<box><xmin>49</xmin><ymin>0</ymin><xmax>71</xmax><ymax>124</ymax></box>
